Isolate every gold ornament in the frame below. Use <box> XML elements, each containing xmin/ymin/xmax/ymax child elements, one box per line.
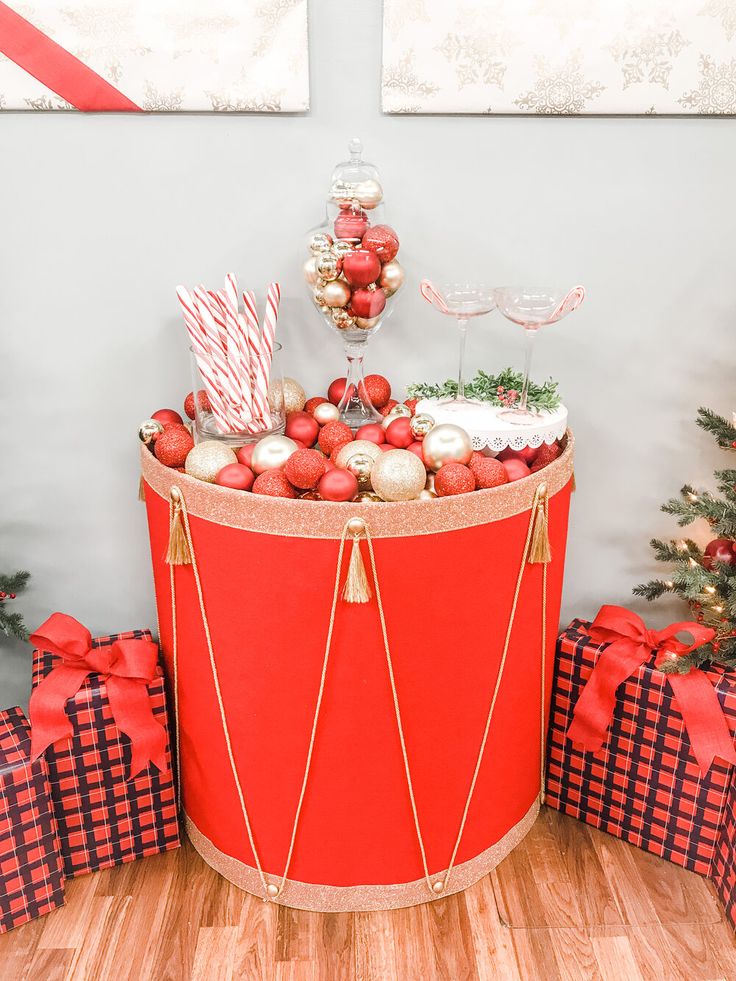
<box><xmin>330</xmin><ymin>180</ymin><xmax>357</xmax><ymax>207</ymax></box>
<box><xmin>313</xmin><ymin>288</ymin><xmax>326</xmax><ymax>306</ymax></box>
<box><xmin>355</xmin><ymin>179</ymin><xmax>383</xmax><ymax>210</ymax></box>
<box><xmin>381</xmin><ymin>403</ymin><xmax>412</xmax><ymax>429</ymax></box>
<box><xmin>184</xmin><ymin>441</ymin><xmax>237</xmax><ymax>482</ymax></box>
<box><xmin>346</xmin><ymin>453</ymin><xmax>374</xmax><ymax>489</ymax></box>
<box><xmin>282</xmin><ymin>377</ymin><xmax>306</xmax><ymax>414</ymax></box>
<box><xmin>371</xmin><ymin>449</ymin><xmax>427</xmax><ymax>502</ymax></box>
<box><xmin>251</xmin><ymin>435</ymin><xmax>299</xmax><ymax>474</ymax></box>
<box><xmin>313</xmin><ymin>402</ymin><xmax>340</xmax><ymax>425</ymax></box>
<box><xmin>322</xmin><ymin>280</ymin><xmax>351</xmax><ymax>308</ymax></box>
<box><xmin>422</xmin><ymin>424</ymin><xmax>473</xmax><ymax>471</ymax></box>
<box><xmin>425</xmin><ymin>472</ymin><xmax>436</xmax><ymax>492</ymax></box>
<box><xmin>356</xmin><ymin>491</ymin><xmax>382</xmax><ymax>503</ymax></box>
<box><xmin>332</xmin><ymin>240</ymin><xmax>354</xmax><ymax>259</ymax></box>
<box><xmin>410</xmin><ymin>413</ymin><xmax>435</xmax><ymax>439</ymax></box>
<box><xmin>418</xmin><ymin>488</ymin><xmax>438</xmax><ymax>500</ymax></box>
<box><xmin>334</xmin><ymin>439</ymin><xmax>383</xmax><ymax>469</ymax></box>
<box><xmin>139</xmin><ymin>419</ymin><xmax>164</xmax><ymax>445</ymax></box>
<box><xmin>303</xmin><ymin>257</ymin><xmax>319</xmax><ymax>286</ymax></box>
<box><xmin>355</xmin><ymin>316</ymin><xmax>381</xmax><ymax>330</ymax></box>
<box><xmin>380</xmin><ymin>260</ymin><xmax>404</xmax><ymax>296</ymax></box>
<box><xmin>315</xmin><ymin>252</ymin><xmax>342</xmax><ymax>281</ymax></box>
<box><xmin>309</xmin><ymin>232</ymin><xmax>333</xmax><ymax>254</ymax></box>
<box><xmin>332</xmin><ymin>309</ymin><xmax>356</xmax><ymax>330</ymax></box>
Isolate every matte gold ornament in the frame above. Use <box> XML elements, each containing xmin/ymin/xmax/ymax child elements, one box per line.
<box><xmin>422</xmin><ymin>424</ymin><xmax>473</xmax><ymax>471</ymax></box>
<box><xmin>332</xmin><ymin>240</ymin><xmax>354</xmax><ymax>259</ymax></box>
<box><xmin>418</xmin><ymin>488</ymin><xmax>438</xmax><ymax>500</ymax></box>
<box><xmin>139</xmin><ymin>419</ymin><xmax>164</xmax><ymax>445</ymax></box>
<box><xmin>355</xmin><ymin>316</ymin><xmax>381</xmax><ymax>330</ymax></box>
<box><xmin>315</xmin><ymin>252</ymin><xmax>342</xmax><ymax>281</ymax></box>
<box><xmin>410</xmin><ymin>413</ymin><xmax>435</xmax><ymax>439</ymax></box>
<box><xmin>371</xmin><ymin>449</ymin><xmax>427</xmax><ymax>502</ymax></box>
<box><xmin>379</xmin><ymin>260</ymin><xmax>404</xmax><ymax>296</ymax></box>
<box><xmin>322</xmin><ymin>280</ymin><xmax>351</xmax><ymax>308</ymax></box>
<box><xmin>251</xmin><ymin>435</ymin><xmax>299</xmax><ymax>474</ymax></box>
<box><xmin>282</xmin><ymin>377</ymin><xmax>306</xmax><ymax>414</ymax></box>
<box><xmin>346</xmin><ymin>453</ymin><xmax>374</xmax><ymax>489</ymax></box>
<box><xmin>303</xmin><ymin>256</ymin><xmax>319</xmax><ymax>286</ymax></box>
<box><xmin>313</xmin><ymin>402</ymin><xmax>340</xmax><ymax>425</ymax></box>
<box><xmin>381</xmin><ymin>403</ymin><xmax>412</xmax><ymax>429</ymax></box>
<box><xmin>184</xmin><ymin>440</ymin><xmax>237</xmax><ymax>483</ymax></box>
<box><xmin>332</xmin><ymin>309</ymin><xmax>356</xmax><ymax>330</ymax></box>
<box><xmin>309</xmin><ymin>232</ymin><xmax>333</xmax><ymax>254</ymax></box>
<box><xmin>334</xmin><ymin>439</ymin><xmax>383</xmax><ymax>470</ymax></box>
<box><xmin>355</xmin><ymin>179</ymin><xmax>383</xmax><ymax>210</ymax></box>
<box><xmin>356</xmin><ymin>491</ymin><xmax>382</xmax><ymax>503</ymax></box>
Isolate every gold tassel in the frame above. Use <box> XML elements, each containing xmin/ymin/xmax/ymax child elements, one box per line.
<box><xmin>138</xmin><ymin>475</ymin><xmax>146</xmax><ymax>502</ymax></box>
<box><xmin>342</xmin><ymin>521</ymin><xmax>372</xmax><ymax>603</ymax></box>
<box><xmin>166</xmin><ymin>488</ymin><xmax>191</xmax><ymax>566</ymax></box>
<box><xmin>571</xmin><ymin>471</ymin><xmax>576</xmax><ymax>493</ymax></box>
<box><xmin>529</xmin><ymin>489</ymin><xmax>552</xmax><ymax>565</ymax></box>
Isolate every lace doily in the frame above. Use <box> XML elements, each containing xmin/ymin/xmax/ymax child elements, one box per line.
<box><xmin>414</xmin><ymin>399</ymin><xmax>568</xmax><ymax>453</ymax></box>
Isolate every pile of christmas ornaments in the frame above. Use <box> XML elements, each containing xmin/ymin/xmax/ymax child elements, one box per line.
<box><xmin>140</xmin><ymin>373</ymin><xmax>563</xmax><ymax>503</ymax></box>
<box><xmin>305</xmin><ymin>220</ymin><xmax>403</xmax><ymax>331</ymax></box>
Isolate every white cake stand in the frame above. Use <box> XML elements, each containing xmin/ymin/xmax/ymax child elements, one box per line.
<box><xmin>414</xmin><ymin>399</ymin><xmax>568</xmax><ymax>454</ymax></box>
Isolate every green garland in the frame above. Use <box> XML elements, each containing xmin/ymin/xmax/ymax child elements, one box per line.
<box><xmin>407</xmin><ymin>369</ymin><xmax>562</xmax><ymax>412</ymax></box>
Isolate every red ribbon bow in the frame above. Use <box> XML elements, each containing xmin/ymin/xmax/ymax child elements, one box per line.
<box><xmin>29</xmin><ymin>613</ymin><xmax>168</xmax><ymax>779</ymax></box>
<box><xmin>566</xmin><ymin>605</ymin><xmax>736</xmax><ymax>775</ymax></box>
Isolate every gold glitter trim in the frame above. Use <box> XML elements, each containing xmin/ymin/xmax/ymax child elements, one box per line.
<box><xmin>184</xmin><ymin>800</ymin><xmax>540</xmax><ymax>912</ymax></box>
<box><xmin>141</xmin><ymin>433</ymin><xmax>574</xmax><ymax>540</ymax></box>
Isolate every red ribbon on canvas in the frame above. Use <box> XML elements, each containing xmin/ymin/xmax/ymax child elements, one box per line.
<box><xmin>29</xmin><ymin>613</ymin><xmax>167</xmax><ymax>778</ymax></box>
<box><xmin>566</xmin><ymin>605</ymin><xmax>736</xmax><ymax>774</ymax></box>
<box><xmin>0</xmin><ymin>2</ymin><xmax>141</xmax><ymax>112</ymax></box>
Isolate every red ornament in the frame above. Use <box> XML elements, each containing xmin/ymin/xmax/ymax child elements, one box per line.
<box><xmin>318</xmin><ymin>420</ymin><xmax>354</xmax><ymax>455</ymax></box>
<box><xmin>285</xmin><ymin>411</ymin><xmax>320</xmax><ymax>447</ymax></box>
<box><xmin>385</xmin><ymin>417</ymin><xmax>414</xmax><ymax>449</ymax></box>
<box><xmin>305</xmin><ymin>396</ymin><xmax>329</xmax><ymax>415</ymax></box>
<box><xmin>407</xmin><ymin>441</ymin><xmax>426</xmax><ymax>463</ymax></box>
<box><xmin>184</xmin><ymin>390</ymin><xmax>211</xmax><ymax>420</ymax></box>
<box><xmin>704</xmin><ymin>539</ymin><xmax>736</xmax><ymax>567</ymax></box>
<box><xmin>328</xmin><ymin>377</ymin><xmax>355</xmax><ymax>406</ymax></box>
<box><xmin>435</xmin><ymin>463</ymin><xmax>476</xmax><ymax>497</ymax></box>
<box><xmin>361</xmin><ymin>225</ymin><xmax>399</xmax><ymax>263</ymax></box>
<box><xmin>403</xmin><ymin>398</ymin><xmax>419</xmax><ymax>416</ymax></box>
<box><xmin>379</xmin><ymin>399</ymin><xmax>399</xmax><ymax>417</ymax></box>
<box><xmin>152</xmin><ymin>408</ymin><xmax>184</xmax><ymax>427</ymax></box>
<box><xmin>359</xmin><ymin>374</ymin><xmax>391</xmax><ymax>409</ymax></box>
<box><xmin>468</xmin><ymin>451</ymin><xmax>487</xmax><ymax>474</ymax></box>
<box><xmin>349</xmin><ymin>287</ymin><xmax>386</xmax><ymax>319</ymax></box>
<box><xmin>502</xmin><ymin>458</ymin><xmax>532</xmax><ymax>482</ymax></box>
<box><xmin>236</xmin><ymin>444</ymin><xmax>256</xmax><ymax>469</ymax></box>
<box><xmin>473</xmin><ymin>458</ymin><xmax>509</xmax><ymax>489</ymax></box>
<box><xmin>498</xmin><ymin>445</ymin><xmax>538</xmax><ymax>466</ymax></box>
<box><xmin>334</xmin><ymin>209</ymin><xmax>369</xmax><ymax>241</ymax></box>
<box><xmin>318</xmin><ymin>469</ymin><xmax>359</xmax><ymax>502</ymax></box>
<box><xmin>284</xmin><ymin>448</ymin><xmax>327</xmax><ymax>490</ymax></box>
<box><xmin>153</xmin><ymin>426</ymin><xmax>194</xmax><ymax>468</ymax></box>
<box><xmin>530</xmin><ymin>441</ymin><xmax>562</xmax><ymax>473</ymax></box>
<box><xmin>252</xmin><ymin>470</ymin><xmax>297</xmax><ymax>499</ymax></box>
<box><xmin>355</xmin><ymin>423</ymin><xmax>385</xmax><ymax>445</ymax></box>
<box><xmin>215</xmin><ymin>464</ymin><xmax>255</xmax><ymax>491</ymax></box>
<box><xmin>342</xmin><ymin>249</ymin><xmax>381</xmax><ymax>288</ymax></box>
<box><xmin>324</xmin><ymin>459</ymin><xmax>336</xmax><ymax>471</ymax></box>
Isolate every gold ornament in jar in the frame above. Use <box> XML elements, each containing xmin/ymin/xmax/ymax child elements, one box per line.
<box><xmin>322</xmin><ymin>280</ymin><xmax>352</xmax><ymax>308</ymax></box>
<box><xmin>185</xmin><ymin>441</ymin><xmax>238</xmax><ymax>482</ymax></box>
<box><xmin>332</xmin><ymin>308</ymin><xmax>356</xmax><ymax>330</ymax></box>
<box><xmin>332</xmin><ymin>240</ymin><xmax>354</xmax><ymax>259</ymax></box>
<box><xmin>421</xmin><ymin>424</ymin><xmax>473</xmax><ymax>471</ymax></box>
<box><xmin>309</xmin><ymin>232</ymin><xmax>333</xmax><ymax>254</ymax></box>
<box><xmin>379</xmin><ymin>260</ymin><xmax>404</xmax><ymax>296</ymax></box>
<box><xmin>303</xmin><ymin>256</ymin><xmax>319</xmax><ymax>286</ymax></box>
<box><xmin>315</xmin><ymin>252</ymin><xmax>342</xmax><ymax>281</ymax></box>
<box><xmin>355</xmin><ymin>179</ymin><xmax>383</xmax><ymax>210</ymax></box>
<box><xmin>355</xmin><ymin>316</ymin><xmax>381</xmax><ymax>330</ymax></box>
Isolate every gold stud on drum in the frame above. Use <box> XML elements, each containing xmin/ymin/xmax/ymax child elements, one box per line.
<box><xmin>432</xmin><ymin>880</ymin><xmax>444</xmax><ymax>894</ymax></box>
<box><xmin>347</xmin><ymin>516</ymin><xmax>366</xmax><ymax>537</ymax></box>
<box><xmin>267</xmin><ymin>883</ymin><xmax>280</xmax><ymax>898</ymax></box>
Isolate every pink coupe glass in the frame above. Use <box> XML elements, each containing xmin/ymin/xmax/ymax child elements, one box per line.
<box><xmin>494</xmin><ymin>285</ymin><xmax>585</xmax><ymax>424</ymax></box>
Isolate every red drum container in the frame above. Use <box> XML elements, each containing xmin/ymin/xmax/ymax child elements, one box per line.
<box><xmin>141</xmin><ymin>435</ymin><xmax>574</xmax><ymax>911</ymax></box>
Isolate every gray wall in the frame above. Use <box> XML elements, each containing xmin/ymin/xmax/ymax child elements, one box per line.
<box><xmin>2</xmin><ymin>1</ymin><xmax>735</xmax><ymax>707</ymax></box>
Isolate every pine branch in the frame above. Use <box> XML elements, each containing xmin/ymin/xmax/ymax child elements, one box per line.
<box><xmin>650</xmin><ymin>538</ymin><xmax>702</xmax><ymax>563</ymax></box>
<box><xmin>633</xmin><ymin>579</ymin><xmax>674</xmax><ymax>601</ymax></box>
<box><xmin>407</xmin><ymin>368</ymin><xmax>561</xmax><ymax>412</ymax></box>
<box><xmin>0</xmin><ymin>610</ymin><xmax>28</xmax><ymax>641</ymax></box>
<box><xmin>696</xmin><ymin>407</ymin><xmax>736</xmax><ymax>449</ymax></box>
<box><xmin>0</xmin><ymin>571</ymin><xmax>30</xmax><ymax>594</ymax></box>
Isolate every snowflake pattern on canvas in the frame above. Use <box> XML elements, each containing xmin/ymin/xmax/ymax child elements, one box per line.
<box><xmin>608</xmin><ymin>29</ymin><xmax>689</xmax><ymax>89</ymax></box>
<box><xmin>679</xmin><ymin>55</ymin><xmax>736</xmax><ymax>112</ymax></box>
<box><xmin>701</xmin><ymin>0</ymin><xmax>736</xmax><ymax>42</ymax></box>
<box><xmin>514</xmin><ymin>56</ymin><xmax>605</xmax><ymax>114</ymax></box>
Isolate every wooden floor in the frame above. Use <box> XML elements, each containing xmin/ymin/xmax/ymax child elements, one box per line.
<box><xmin>3</xmin><ymin>808</ymin><xmax>736</xmax><ymax>981</ymax></box>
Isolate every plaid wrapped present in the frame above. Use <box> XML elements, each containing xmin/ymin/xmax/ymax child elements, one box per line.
<box><xmin>712</xmin><ymin>786</ymin><xmax>736</xmax><ymax>930</ymax></box>
<box><xmin>0</xmin><ymin>706</ymin><xmax>65</xmax><ymax>933</ymax></box>
<box><xmin>30</xmin><ymin>614</ymin><xmax>180</xmax><ymax>878</ymax></box>
<box><xmin>546</xmin><ymin>616</ymin><xmax>736</xmax><ymax>876</ymax></box>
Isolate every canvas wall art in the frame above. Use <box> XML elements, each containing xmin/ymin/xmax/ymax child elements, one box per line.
<box><xmin>382</xmin><ymin>0</ymin><xmax>736</xmax><ymax>114</ymax></box>
<box><xmin>0</xmin><ymin>0</ymin><xmax>309</xmax><ymax>112</ymax></box>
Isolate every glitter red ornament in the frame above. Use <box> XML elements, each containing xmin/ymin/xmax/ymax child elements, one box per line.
<box><xmin>468</xmin><ymin>451</ymin><xmax>486</xmax><ymax>474</ymax></box>
<box><xmin>502</xmin><ymin>458</ymin><xmax>532</xmax><ymax>482</ymax></box>
<box><xmin>318</xmin><ymin>469</ymin><xmax>359</xmax><ymax>502</ymax></box>
<box><xmin>342</xmin><ymin>249</ymin><xmax>381</xmax><ymax>288</ymax></box>
<box><xmin>379</xmin><ymin>399</ymin><xmax>399</xmax><ymax>417</ymax></box>
<box><xmin>361</xmin><ymin>225</ymin><xmax>399</xmax><ymax>263</ymax></box>
<box><xmin>385</xmin><ymin>417</ymin><xmax>414</xmax><ymax>449</ymax></box>
<box><xmin>305</xmin><ymin>396</ymin><xmax>329</xmax><ymax>415</ymax></box>
<box><xmin>355</xmin><ymin>423</ymin><xmax>385</xmax><ymax>445</ymax></box>
<box><xmin>359</xmin><ymin>374</ymin><xmax>392</xmax><ymax>409</ymax></box>
<box><xmin>152</xmin><ymin>408</ymin><xmax>184</xmax><ymax>427</ymax></box>
<box><xmin>350</xmin><ymin>287</ymin><xmax>386</xmax><ymax>320</ymax></box>
<box><xmin>531</xmin><ymin>441</ymin><xmax>562</xmax><ymax>472</ymax></box>
<box><xmin>498</xmin><ymin>445</ymin><xmax>538</xmax><ymax>467</ymax></box>
<box><xmin>215</xmin><ymin>464</ymin><xmax>255</xmax><ymax>491</ymax></box>
<box><xmin>435</xmin><ymin>463</ymin><xmax>476</xmax><ymax>497</ymax></box>
<box><xmin>236</xmin><ymin>445</ymin><xmax>256</xmax><ymax>469</ymax></box>
<box><xmin>318</xmin><ymin>420</ymin><xmax>354</xmax><ymax>455</ymax></box>
<box><xmin>473</xmin><ymin>458</ymin><xmax>509</xmax><ymax>489</ymax></box>
<box><xmin>154</xmin><ymin>426</ymin><xmax>194</xmax><ymax>468</ymax></box>
<box><xmin>284</xmin><ymin>449</ymin><xmax>327</xmax><ymax>490</ymax></box>
<box><xmin>252</xmin><ymin>470</ymin><xmax>297</xmax><ymax>499</ymax></box>
<box><xmin>403</xmin><ymin>398</ymin><xmax>419</xmax><ymax>416</ymax></box>
<box><xmin>184</xmin><ymin>390</ymin><xmax>211</xmax><ymax>420</ymax></box>
<box><xmin>285</xmin><ymin>411</ymin><xmax>320</xmax><ymax>447</ymax></box>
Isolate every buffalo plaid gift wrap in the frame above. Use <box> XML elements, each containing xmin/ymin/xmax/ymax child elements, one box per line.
<box><xmin>546</xmin><ymin>616</ymin><xmax>736</xmax><ymax>877</ymax></box>
<box><xmin>712</xmin><ymin>785</ymin><xmax>736</xmax><ymax>930</ymax></box>
<box><xmin>29</xmin><ymin>614</ymin><xmax>180</xmax><ymax>878</ymax></box>
<box><xmin>0</xmin><ymin>706</ymin><xmax>65</xmax><ymax>933</ymax></box>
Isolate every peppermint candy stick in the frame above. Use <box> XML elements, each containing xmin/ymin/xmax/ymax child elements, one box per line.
<box><xmin>255</xmin><ymin>282</ymin><xmax>280</xmax><ymax>430</ymax></box>
<box><xmin>242</xmin><ymin>289</ymin><xmax>269</xmax><ymax>431</ymax></box>
<box><xmin>192</xmin><ymin>287</ymin><xmax>241</xmax><ymax>430</ymax></box>
<box><xmin>223</xmin><ymin>274</ymin><xmax>253</xmax><ymax>425</ymax></box>
<box><xmin>175</xmin><ymin>287</ymin><xmax>232</xmax><ymax>433</ymax></box>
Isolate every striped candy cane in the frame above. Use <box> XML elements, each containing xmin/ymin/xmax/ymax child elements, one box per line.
<box><xmin>175</xmin><ymin>287</ymin><xmax>233</xmax><ymax>433</ymax></box>
<box><xmin>242</xmin><ymin>288</ymin><xmax>270</xmax><ymax>430</ymax></box>
<box><xmin>223</xmin><ymin>274</ymin><xmax>253</xmax><ymax>425</ymax></box>
<box><xmin>256</xmin><ymin>282</ymin><xmax>280</xmax><ymax>428</ymax></box>
<box><xmin>192</xmin><ymin>287</ymin><xmax>242</xmax><ymax>429</ymax></box>
<box><xmin>419</xmin><ymin>279</ymin><xmax>450</xmax><ymax>314</ymax></box>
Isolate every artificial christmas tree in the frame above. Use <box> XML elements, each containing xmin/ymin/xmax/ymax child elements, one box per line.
<box><xmin>0</xmin><ymin>570</ymin><xmax>29</xmax><ymax>640</ymax></box>
<box><xmin>634</xmin><ymin>407</ymin><xmax>736</xmax><ymax>672</ymax></box>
